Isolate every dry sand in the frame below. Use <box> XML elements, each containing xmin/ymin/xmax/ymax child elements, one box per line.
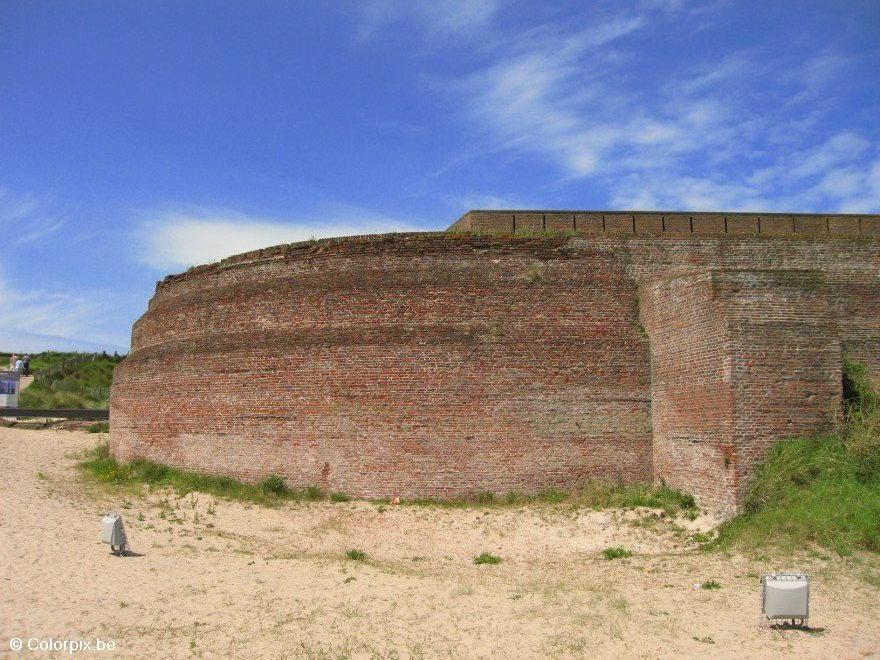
<box><xmin>1</xmin><ymin>427</ymin><xmax>878</xmax><ymax>659</ymax></box>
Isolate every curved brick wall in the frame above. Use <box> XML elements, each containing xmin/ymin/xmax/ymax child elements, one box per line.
<box><xmin>110</xmin><ymin>218</ymin><xmax>880</xmax><ymax>508</ymax></box>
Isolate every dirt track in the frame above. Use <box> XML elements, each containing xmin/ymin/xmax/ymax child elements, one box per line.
<box><xmin>1</xmin><ymin>427</ymin><xmax>878</xmax><ymax>658</ymax></box>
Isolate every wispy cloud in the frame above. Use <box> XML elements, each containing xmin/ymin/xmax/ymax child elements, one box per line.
<box><xmin>0</xmin><ymin>271</ymin><xmax>127</xmax><ymax>352</ymax></box>
<box><xmin>137</xmin><ymin>207</ymin><xmax>421</xmax><ymax>271</ymax></box>
<box><xmin>0</xmin><ymin>188</ymin><xmax>66</xmax><ymax>244</ymax></box>
<box><xmin>422</xmin><ymin>5</ymin><xmax>880</xmax><ymax>211</ymax></box>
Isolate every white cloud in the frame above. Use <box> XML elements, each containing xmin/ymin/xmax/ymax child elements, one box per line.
<box><xmin>138</xmin><ymin>209</ymin><xmax>420</xmax><ymax>271</ymax></box>
<box><xmin>0</xmin><ymin>188</ymin><xmax>66</xmax><ymax>244</ymax></box>
<box><xmin>440</xmin><ymin>6</ymin><xmax>880</xmax><ymax>211</ymax></box>
<box><xmin>0</xmin><ymin>272</ymin><xmax>128</xmax><ymax>353</ymax></box>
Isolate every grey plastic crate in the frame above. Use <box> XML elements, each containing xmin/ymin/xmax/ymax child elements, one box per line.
<box><xmin>761</xmin><ymin>573</ymin><xmax>809</xmax><ymax>626</ymax></box>
<box><xmin>101</xmin><ymin>512</ymin><xmax>128</xmax><ymax>554</ymax></box>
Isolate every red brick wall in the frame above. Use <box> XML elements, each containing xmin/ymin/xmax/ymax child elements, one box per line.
<box><xmin>639</xmin><ymin>273</ymin><xmax>737</xmax><ymax>512</ymax></box>
<box><xmin>111</xmin><ymin>230</ymin><xmax>880</xmax><ymax>511</ymax></box>
<box><xmin>113</xmin><ymin>235</ymin><xmax>653</xmax><ymax>499</ymax></box>
<box><xmin>641</xmin><ymin>270</ymin><xmax>843</xmax><ymax>514</ymax></box>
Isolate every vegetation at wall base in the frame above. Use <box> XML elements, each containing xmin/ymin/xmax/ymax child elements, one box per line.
<box><xmin>715</xmin><ymin>357</ymin><xmax>880</xmax><ymax>556</ymax></box>
<box><xmin>403</xmin><ymin>482</ymin><xmax>697</xmax><ymax>515</ymax></box>
<box><xmin>80</xmin><ymin>444</ymin><xmax>314</xmax><ymax>505</ymax></box>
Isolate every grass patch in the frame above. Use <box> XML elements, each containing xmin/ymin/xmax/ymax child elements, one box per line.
<box><xmin>345</xmin><ymin>549</ymin><xmax>367</xmax><ymax>561</ymax></box>
<box><xmin>330</xmin><ymin>492</ymin><xmax>351</xmax><ymax>502</ymax></box>
<box><xmin>79</xmin><ymin>443</ymin><xmax>313</xmax><ymax>505</ymax></box>
<box><xmin>700</xmin><ymin>580</ymin><xmax>721</xmax><ymax>590</ymax></box>
<box><xmin>402</xmin><ymin>483</ymin><xmax>696</xmax><ymax>514</ymax></box>
<box><xmin>602</xmin><ymin>547</ymin><xmax>632</xmax><ymax>560</ymax></box>
<box><xmin>86</xmin><ymin>422</ymin><xmax>109</xmax><ymax>433</ymax></box>
<box><xmin>474</xmin><ymin>552</ymin><xmax>502</xmax><ymax>565</ymax></box>
<box><xmin>715</xmin><ymin>357</ymin><xmax>880</xmax><ymax>555</ymax></box>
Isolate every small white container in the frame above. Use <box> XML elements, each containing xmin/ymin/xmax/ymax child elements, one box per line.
<box><xmin>101</xmin><ymin>512</ymin><xmax>128</xmax><ymax>554</ymax></box>
<box><xmin>761</xmin><ymin>573</ymin><xmax>809</xmax><ymax>626</ymax></box>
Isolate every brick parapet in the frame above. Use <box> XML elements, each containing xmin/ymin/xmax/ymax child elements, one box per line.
<box><xmin>449</xmin><ymin>209</ymin><xmax>880</xmax><ymax>239</ymax></box>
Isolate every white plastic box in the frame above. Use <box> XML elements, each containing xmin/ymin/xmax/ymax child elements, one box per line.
<box><xmin>761</xmin><ymin>573</ymin><xmax>809</xmax><ymax>625</ymax></box>
<box><xmin>101</xmin><ymin>512</ymin><xmax>127</xmax><ymax>554</ymax></box>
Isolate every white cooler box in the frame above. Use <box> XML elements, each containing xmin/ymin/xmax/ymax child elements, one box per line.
<box><xmin>761</xmin><ymin>573</ymin><xmax>809</xmax><ymax>625</ymax></box>
<box><xmin>101</xmin><ymin>512</ymin><xmax>128</xmax><ymax>554</ymax></box>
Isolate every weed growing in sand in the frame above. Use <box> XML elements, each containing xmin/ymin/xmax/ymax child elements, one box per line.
<box><xmin>330</xmin><ymin>492</ymin><xmax>351</xmax><ymax>502</ymax></box>
<box><xmin>602</xmin><ymin>547</ymin><xmax>632</xmax><ymax>560</ymax></box>
<box><xmin>715</xmin><ymin>357</ymin><xmax>880</xmax><ymax>556</ymax></box>
<box><xmin>86</xmin><ymin>422</ymin><xmax>109</xmax><ymax>433</ymax></box>
<box><xmin>474</xmin><ymin>552</ymin><xmax>502</xmax><ymax>565</ymax></box>
<box><xmin>36</xmin><ymin>472</ymin><xmax>48</xmax><ymax>480</ymax></box>
<box><xmin>700</xmin><ymin>580</ymin><xmax>721</xmax><ymax>590</ymax></box>
<box><xmin>346</xmin><ymin>549</ymin><xmax>367</xmax><ymax>561</ymax></box>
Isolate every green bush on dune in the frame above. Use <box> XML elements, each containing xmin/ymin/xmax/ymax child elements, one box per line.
<box><xmin>6</xmin><ymin>351</ymin><xmax>124</xmax><ymax>409</ymax></box>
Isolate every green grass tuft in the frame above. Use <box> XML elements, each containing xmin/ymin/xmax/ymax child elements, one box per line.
<box><xmin>260</xmin><ymin>474</ymin><xmax>288</xmax><ymax>496</ymax></box>
<box><xmin>330</xmin><ymin>492</ymin><xmax>352</xmax><ymax>502</ymax></box>
<box><xmin>304</xmin><ymin>485</ymin><xmax>323</xmax><ymax>501</ymax></box>
<box><xmin>474</xmin><ymin>552</ymin><xmax>502</xmax><ymax>565</ymax></box>
<box><xmin>700</xmin><ymin>580</ymin><xmax>721</xmax><ymax>590</ymax></box>
<box><xmin>601</xmin><ymin>547</ymin><xmax>632</xmax><ymax>560</ymax></box>
<box><xmin>86</xmin><ymin>422</ymin><xmax>109</xmax><ymax>433</ymax></box>
<box><xmin>345</xmin><ymin>549</ymin><xmax>367</xmax><ymax>561</ymax></box>
<box><xmin>715</xmin><ymin>356</ymin><xmax>880</xmax><ymax>555</ymax></box>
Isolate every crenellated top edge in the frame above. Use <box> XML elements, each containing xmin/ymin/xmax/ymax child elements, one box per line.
<box><xmin>448</xmin><ymin>209</ymin><xmax>880</xmax><ymax>236</ymax></box>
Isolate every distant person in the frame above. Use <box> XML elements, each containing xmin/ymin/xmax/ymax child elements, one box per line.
<box><xmin>13</xmin><ymin>357</ymin><xmax>23</xmax><ymax>373</ymax></box>
<box><xmin>22</xmin><ymin>355</ymin><xmax>31</xmax><ymax>375</ymax></box>
<box><xmin>8</xmin><ymin>354</ymin><xmax>18</xmax><ymax>371</ymax></box>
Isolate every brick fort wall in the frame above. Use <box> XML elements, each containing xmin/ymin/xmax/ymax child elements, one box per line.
<box><xmin>110</xmin><ymin>211</ymin><xmax>880</xmax><ymax>513</ymax></box>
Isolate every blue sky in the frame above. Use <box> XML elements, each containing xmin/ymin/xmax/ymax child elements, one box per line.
<box><xmin>1</xmin><ymin>1</ymin><xmax>878</xmax><ymax>352</ymax></box>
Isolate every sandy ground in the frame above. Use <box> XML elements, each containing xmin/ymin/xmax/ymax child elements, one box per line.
<box><xmin>1</xmin><ymin>428</ymin><xmax>879</xmax><ymax>659</ymax></box>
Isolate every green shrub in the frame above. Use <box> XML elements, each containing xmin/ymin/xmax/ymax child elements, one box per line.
<box><xmin>700</xmin><ymin>580</ymin><xmax>721</xmax><ymax>590</ymax></box>
<box><xmin>601</xmin><ymin>547</ymin><xmax>632</xmax><ymax>560</ymax></box>
<box><xmin>345</xmin><ymin>549</ymin><xmax>367</xmax><ymax>561</ymax></box>
<box><xmin>474</xmin><ymin>552</ymin><xmax>502</xmax><ymax>565</ymax></box>
<box><xmin>86</xmin><ymin>422</ymin><xmax>109</xmax><ymax>433</ymax></box>
<box><xmin>330</xmin><ymin>492</ymin><xmax>351</xmax><ymax>502</ymax></box>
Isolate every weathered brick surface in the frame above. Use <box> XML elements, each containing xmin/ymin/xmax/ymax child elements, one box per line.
<box><xmin>112</xmin><ymin>215</ymin><xmax>880</xmax><ymax>513</ymax></box>
<box><xmin>641</xmin><ymin>271</ymin><xmax>842</xmax><ymax>514</ymax></box>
